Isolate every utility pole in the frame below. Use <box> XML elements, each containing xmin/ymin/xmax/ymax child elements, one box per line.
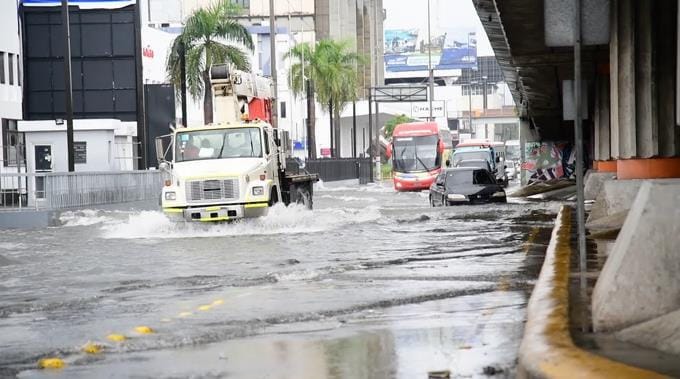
<box><xmin>61</xmin><ymin>0</ymin><xmax>75</xmax><ymax>172</ymax></box>
<box><xmin>427</xmin><ymin>0</ymin><xmax>434</xmax><ymax>121</ymax></box>
<box><xmin>468</xmin><ymin>80</ymin><xmax>474</xmax><ymax>135</ymax></box>
<box><xmin>269</xmin><ymin>0</ymin><xmax>278</xmax><ymax>128</ymax></box>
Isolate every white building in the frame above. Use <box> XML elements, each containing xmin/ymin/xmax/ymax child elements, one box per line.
<box><xmin>0</xmin><ymin>0</ymin><xmax>24</xmax><ymax>173</ymax></box>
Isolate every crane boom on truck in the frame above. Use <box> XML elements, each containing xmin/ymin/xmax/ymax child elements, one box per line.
<box><xmin>155</xmin><ymin>64</ymin><xmax>318</xmax><ymax>222</ymax></box>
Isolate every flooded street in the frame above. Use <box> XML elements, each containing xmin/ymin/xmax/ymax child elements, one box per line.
<box><xmin>0</xmin><ymin>181</ymin><xmax>560</xmax><ymax>378</ymax></box>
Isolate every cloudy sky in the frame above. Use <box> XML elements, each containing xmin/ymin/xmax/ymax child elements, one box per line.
<box><xmin>383</xmin><ymin>0</ymin><xmax>494</xmax><ymax>56</ymax></box>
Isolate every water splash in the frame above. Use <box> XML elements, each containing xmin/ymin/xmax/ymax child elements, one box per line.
<box><xmin>100</xmin><ymin>203</ymin><xmax>381</xmax><ymax>240</ymax></box>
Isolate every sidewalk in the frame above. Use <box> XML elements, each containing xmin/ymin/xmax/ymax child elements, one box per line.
<box><xmin>517</xmin><ymin>205</ymin><xmax>677</xmax><ymax>378</ymax></box>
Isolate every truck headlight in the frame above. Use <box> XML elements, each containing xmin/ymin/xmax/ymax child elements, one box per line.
<box><xmin>492</xmin><ymin>191</ymin><xmax>506</xmax><ymax>198</ymax></box>
<box><xmin>447</xmin><ymin>194</ymin><xmax>466</xmax><ymax>201</ymax></box>
<box><xmin>252</xmin><ymin>186</ymin><xmax>264</xmax><ymax>196</ymax></box>
<box><xmin>164</xmin><ymin>191</ymin><xmax>176</xmax><ymax>200</ymax></box>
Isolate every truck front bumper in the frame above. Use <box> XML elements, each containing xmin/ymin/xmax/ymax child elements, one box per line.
<box><xmin>163</xmin><ymin>202</ymin><xmax>269</xmax><ymax>222</ymax></box>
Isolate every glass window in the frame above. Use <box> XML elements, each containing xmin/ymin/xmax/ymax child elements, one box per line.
<box><xmin>2</xmin><ymin>120</ymin><xmax>24</xmax><ymax>167</ymax></box>
<box><xmin>392</xmin><ymin>135</ymin><xmax>439</xmax><ymax>172</ymax></box>
<box><xmin>16</xmin><ymin>54</ymin><xmax>21</xmax><ymax>86</ymax></box>
<box><xmin>445</xmin><ymin>170</ymin><xmax>472</xmax><ymax>186</ymax></box>
<box><xmin>263</xmin><ymin>129</ymin><xmax>270</xmax><ymax>155</ymax></box>
<box><xmin>472</xmin><ymin>169</ymin><xmax>496</xmax><ymax>184</ymax></box>
<box><xmin>280</xmin><ymin>101</ymin><xmax>286</xmax><ymax>118</ymax></box>
<box><xmin>0</xmin><ymin>52</ymin><xmax>5</xmax><ymax>84</ymax></box>
<box><xmin>175</xmin><ymin>127</ymin><xmax>262</xmax><ymax>162</ymax></box>
<box><xmin>8</xmin><ymin>53</ymin><xmax>13</xmax><ymax>85</ymax></box>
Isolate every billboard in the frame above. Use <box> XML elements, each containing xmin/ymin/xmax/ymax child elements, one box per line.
<box><xmin>384</xmin><ymin>28</ymin><xmax>477</xmax><ymax>74</ymax></box>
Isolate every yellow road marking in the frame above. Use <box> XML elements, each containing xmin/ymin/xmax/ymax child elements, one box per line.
<box><xmin>82</xmin><ymin>342</ymin><xmax>103</xmax><ymax>354</ymax></box>
<box><xmin>106</xmin><ymin>334</ymin><xmax>127</xmax><ymax>342</ymax></box>
<box><xmin>134</xmin><ymin>326</ymin><xmax>154</xmax><ymax>334</ymax></box>
<box><xmin>38</xmin><ymin>358</ymin><xmax>65</xmax><ymax>369</ymax></box>
<box><xmin>524</xmin><ymin>226</ymin><xmax>540</xmax><ymax>254</ymax></box>
<box><xmin>178</xmin><ymin>311</ymin><xmax>192</xmax><ymax>318</ymax></box>
<box><xmin>198</xmin><ymin>305</ymin><xmax>212</xmax><ymax>311</ymax></box>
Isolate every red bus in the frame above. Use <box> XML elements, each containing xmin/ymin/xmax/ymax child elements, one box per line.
<box><xmin>386</xmin><ymin>122</ymin><xmax>453</xmax><ymax>191</ymax></box>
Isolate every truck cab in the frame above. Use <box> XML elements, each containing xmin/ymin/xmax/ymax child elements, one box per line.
<box><xmin>159</xmin><ymin>122</ymin><xmax>280</xmax><ymax>221</ymax></box>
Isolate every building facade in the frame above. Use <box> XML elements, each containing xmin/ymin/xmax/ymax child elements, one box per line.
<box><xmin>0</xmin><ymin>0</ymin><xmax>24</xmax><ymax>174</ymax></box>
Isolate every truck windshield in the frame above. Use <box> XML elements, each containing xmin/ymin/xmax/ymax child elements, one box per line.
<box><xmin>392</xmin><ymin>135</ymin><xmax>439</xmax><ymax>172</ymax></box>
<box><xmin>175</xmin><ymin>127</ymin><xmax>262</xmax><ymax>162</ymax></box>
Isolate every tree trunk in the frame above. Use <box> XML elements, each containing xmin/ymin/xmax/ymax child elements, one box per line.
<box><xmin>202</xmin><ymin>70</ymin><xmax>213</xmax><ymax>125</ymax></box>
<box><xmin>306</xmin><ymin>79</ymin><xmax>317</xmax><ymax>159</ymax></box>
<box><xmin>334</xmin><ymin>105</ymin><xmax>342</xmax><ymax>158</ymax></box>
<box><xmin>329</xmin><ymin>100</ymin><xmax>334</xmax><ymax>157</ymax></box>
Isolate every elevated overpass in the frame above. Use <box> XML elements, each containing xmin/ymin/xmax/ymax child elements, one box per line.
<box><xmin>472</xmin><ymin>0</ymin><xmax>680</xmax><ymax>178</ymax></box>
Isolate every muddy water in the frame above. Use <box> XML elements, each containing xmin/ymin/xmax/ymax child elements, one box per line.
<box><xmin>0</xmin><ymin>181</ymin><xmax>559</xmax><ymax>378</ymax></box>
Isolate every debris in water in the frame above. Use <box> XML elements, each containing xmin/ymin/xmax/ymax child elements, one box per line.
<box><xmin>482</xmin><ymin>365</ymin><xmax>504</xmax><ymax>375</ymax></box>
<box><xmin>428</xmin><ymin>370</ymin><xmax>450</xmax><ymax>379</ymax></box>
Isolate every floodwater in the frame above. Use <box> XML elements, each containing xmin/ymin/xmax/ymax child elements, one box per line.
<box><xmin>0</xmin><ymin>181</ymin><xmax>560</xmax><ymax>378</ymax></box>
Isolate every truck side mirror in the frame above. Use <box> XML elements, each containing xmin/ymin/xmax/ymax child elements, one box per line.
<box><xmin>159</xmin><ymin>161</ymin><xmax>170</xmax><ymax>172</ymax></box>
<box><xmin>445</xmin><ymin>159</ymin><xmax>451</xmax><ymax>167</ymax></box>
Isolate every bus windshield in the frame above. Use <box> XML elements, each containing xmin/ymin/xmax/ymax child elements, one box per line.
<box><xmin>392</xmin><ymin>135</ymin><xmax>439</xmax><ymax>172</ymax></box>
<box><xmin>175</xmin><ymin>127</ymin><xmax>262</xmax><ymax>162</ymax></box>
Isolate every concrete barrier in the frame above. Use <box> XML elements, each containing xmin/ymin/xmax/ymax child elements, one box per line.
<box><xmin>517</xmin><ymin>205</ymin><xmax>664</xmax><ymax>379</ymax></box>
<box><xmin>587</xmin><ymin>179</ymin><xmax>644</xmax><ymax>223</ymax></box>
<box><xmin>616</xmin><ymin>309</ymin><xmax>680</xmax><ymax>356</ymax></box>
<box><xmin>584</xmin><ymin>171</ymin><xmax>616</xmax><ymax>201</ymax></box>
<box><xmin>591</xmin><ymin>179</ymin><xmax>680</xmax><ymax>332</ymax></box>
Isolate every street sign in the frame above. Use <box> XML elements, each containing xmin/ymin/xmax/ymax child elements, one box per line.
<box><xmin>371</xmin><ymin>86</ymin><xmax>428</xmax><ymax>102</ymax></box>
<box><xmin>412</xmin><ymin>101</ymin><xmax>445</xmax><ymax>118</ymax></box>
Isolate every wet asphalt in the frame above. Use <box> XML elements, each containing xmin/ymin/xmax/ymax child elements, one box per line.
<box><xmin>0</xmin><ymin>180</ymin><xmax>561</xmax><ymax>378</ymax></box>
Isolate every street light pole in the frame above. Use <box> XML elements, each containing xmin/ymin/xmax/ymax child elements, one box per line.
<box><xmin>427</xmin><ymin>0</ymin><xmax>434</xmax><ymax>121</ymax></box>
<box><xmin>269</xmin><ymin>0</ymin><xmax>278</xmax><ymax>128</ymax></box>
<box><xmin>61</xmin><ymin>0</ymin><xmax>75</xmax><ymax>172</ymax></box>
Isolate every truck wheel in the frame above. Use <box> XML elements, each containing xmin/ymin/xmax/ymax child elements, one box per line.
<box><xmin>269</xmin><ymin>189</ymin><xmax>279</xmax><ymax>206</ymax></box>
<box><xmin>296</xmin><ymin>187</ymin><xmax>313</xmax><ymax>210</ymax></box>
<box><xmin>430</xmin><ymin>195</ymin><xmax>436</xmax><ymax>207</ymax></box>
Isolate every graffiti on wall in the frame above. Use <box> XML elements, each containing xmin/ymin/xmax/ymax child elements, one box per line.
<box><xmin>521</xmin><ymin>142</ymin><xmax>575</xmax><ymax>184</ymax></box>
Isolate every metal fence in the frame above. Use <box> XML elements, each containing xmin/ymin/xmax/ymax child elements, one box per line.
<box><xmin>0</xmin><ymin>171</ymin><xmax>162</xmax><ymax>210</ymax></box>
<box><xmin>305</xmin><ymin>158</ymin><xmax>372</xmax><ymax>183</ymax></box>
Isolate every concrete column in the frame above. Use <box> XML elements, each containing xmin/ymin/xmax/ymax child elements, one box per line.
<box><xmin>595</xmin><ymin>75</ymin><xmax>611</xmax><ymax>161</ymax></box>
<box><xmin>618</xmin><ymin>0</ymin><xmax>636</xmax><ymax>159</ymax></box>
<box><xmin>635</xmin><ymin>0</ymin><xmax>658</xmax><ymax>158</ymax></box>
<box><xmin>609</xmin><ymin>0</ymin><xmax>620</xmax><ymax>158</ymax></box>
<box><xmin>657</xmin><ymin>0</ymin><xmax>679</xmax><ymax>157</ymax></box>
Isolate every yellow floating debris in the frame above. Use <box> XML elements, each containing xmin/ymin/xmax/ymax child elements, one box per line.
<box><xmin>134</xmin><ymin>326</ymin><xmax>154</xmax><ymax>334</ymax></box>
<box><xmin>178</xmin><ymin>311</ymin><xmax>192</xmax><ymax>318</ymax></box>
<box><xmin>38</xmin><ymin>358</ymin><xmax>65</xmax><ymax>369</ymax></box>
<box><xmin>211</xmin><ymin>299</ymin><xmax>224</xmax><ymax>306</ymax></box>
<box><xmin>82</xmin><ymin>342</ymin><xmax>103</xmax><ymax>354</ymax></box>
<box><xmin>160</xmin><ymin>318</ymin><xmax>172</xmax><ymax>323</ymax></box>
<box><xmin>197</xmin><ymin>305</ymin><xmax>212</xmax><ymax>311</ymax></box>
<box><xmin>106</xmin><ymin>333</ymin><xmax>127</xmax><ymax>342</ymax></box>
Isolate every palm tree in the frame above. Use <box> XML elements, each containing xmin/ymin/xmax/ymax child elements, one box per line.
<box><xmin>287</xmin><ymin>39</ymin><xmax>362</xmax><ymax>158</ymax></box>
<box><xmin>167</xmin><ymin>0</ymin><xmax>253</xmax><ymax>125</ymax></box>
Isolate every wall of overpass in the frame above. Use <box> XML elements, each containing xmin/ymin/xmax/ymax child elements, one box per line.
<box><xmin>473</xmin><ymin>0</ymin><xmax>680</xmax><ymax>180</ymax></box>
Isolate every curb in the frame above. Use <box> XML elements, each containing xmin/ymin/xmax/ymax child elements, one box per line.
<box><xmin>517</xmin><ymin>205</ymin><xmax>668</xmax><ymax>379</ymax></box>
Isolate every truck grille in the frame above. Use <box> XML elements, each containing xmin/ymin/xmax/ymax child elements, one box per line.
<box><xmin>186</xmin><ymin>178</ymin><xmax>239</xmax><ymax>203</ymax></box>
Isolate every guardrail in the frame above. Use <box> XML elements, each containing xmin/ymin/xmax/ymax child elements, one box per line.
<box><xmin>305</xmin><ymin>158</ymin><xmax>372</xmax><ymax>183</ymax></box>
<box><xmin>0</xmin><ymin>171</ymin><xmax>162</xmax><ymax>210</ymax></box>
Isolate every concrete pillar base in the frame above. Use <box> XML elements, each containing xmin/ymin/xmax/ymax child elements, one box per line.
<box><xmin>592</xmin><ymin>179</ymin><xmax>680</xmax><ymax>331</ymax></box>
<box><xmin>584</xmin><ymin>170</ymin><xmax>617</xmax><ymax>201</ymax></box>
<box><xmin>594</xmin><ymin>160</ymin><xmax>618</xmax><ymax>173</ymax></box>
<box><xmin>617</xmin><ymin>157</ymin><xmax>680</xmax><ymax>179</ymax></box>
<box><xmin>587</xmin><ymin>179</ymin><xmax>644</xmax><ymax>223</ymax></box>
<box><xmin>616</xmin><ymin>309</ymin><xmax>680</xmax><ymax>356</ymax></box>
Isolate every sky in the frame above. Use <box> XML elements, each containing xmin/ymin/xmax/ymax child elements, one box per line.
<box><xmin>382</xmin><ymin>0</ymin><xmax>494</xmax><ymax>56</ymax></box>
